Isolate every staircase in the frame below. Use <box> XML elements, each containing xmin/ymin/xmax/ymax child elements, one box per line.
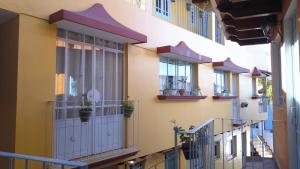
<box><xmin>252</xmin><ymin>136</ymin><xmax>273</xmax><ymax>158</ymax></box>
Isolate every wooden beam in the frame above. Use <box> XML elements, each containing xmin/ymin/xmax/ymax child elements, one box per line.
<box><xmin>217</xmin><ymin>0</ymin><xmax>281</xmax><ymax>19</ymax></box>
<box><xmin>222</xmin><ymin>15</ymin><xmax>277</xmax><ymax>30</ymax></box>
<box><xmin>226</xmin><ymin>27</ymin><xmax>265</xmax><ymax>39</ymax></box>
<box><xmin>228</xmin><ymin>36</ymin><xmax>271</xmax><ymax>45</ymax></box>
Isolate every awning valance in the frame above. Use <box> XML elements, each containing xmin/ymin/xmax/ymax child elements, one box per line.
<box><xmin>213</xmin><ymin>58</ymin><xmax>250</xmax><ymax>73</ymax></box>
<box><xmin>49</xmin><ymin>3</ymin><xmax>147</xmax><ymax>44</ymax></box>
<box><xmin>157</xmin><ymin>41</ymin><xmax>212</xmax><ymax>63</ymax></box>
<box><xmin>252</xmin><ymin>67</ymin><xmax>271</xmax><ymax>77</ymax></box>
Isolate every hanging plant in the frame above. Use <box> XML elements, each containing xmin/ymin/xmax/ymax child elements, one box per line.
<box><xmin>79</xmin><ymin>94</ymin><xmax>92</xmax><ymax>123</ymax></box>
<box><xmin>122</xmin><ymin>97</ymin><xmax>135</xmax><ymax>118</ymax></box>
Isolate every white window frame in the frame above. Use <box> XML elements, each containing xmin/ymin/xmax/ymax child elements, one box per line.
<box><xmin>160</xmin><ymin>57</ymin><xmax>195</xmax><ymax>93</ymax></box>
<box><xmin>154</xmin><ymin>0</ymin><xmax>171</xmax><ymax>19</ymax></box>
<box><xmin>55</xmin><ymin>29</ymin><xmax>125</xmax><ymax>118</ymax></box>
<box><xmin>214</xmin><ymin>70</ymin><xmax>228</xmax><ymax>95</ymax></box>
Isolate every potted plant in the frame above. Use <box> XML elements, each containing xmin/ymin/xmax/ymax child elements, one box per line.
<box><xmin>221</xmin><ymin>89</ymin><xmax>229</xmax><ymax>96</ymax></box>
<box><xmin>79</xmin><ymin>94</ymin><xmax>92</xmax><ymax>123</ymax></box>
<box><xmin>178</xmin><ymin>78</ymin><xmax>187</xmax><ymax>96</ymax></box>
<box><xmin>192</xmin><ymin>86</ymin><xmax>202</xmax><ymax>96</ymax></box>
<box><xmin>164</xmin><ymin>87</ymin><xmax>177</xmax><ymax>96</ymax></box>
<box><xmin>178</xmin><ymin>125</ymin><xmax>197</xmax><ymax>160</ymax></box>
<box><xmin>122</xmin><ymin>98</ymin><xmax>134</xmax><ymax>118</ymax></box>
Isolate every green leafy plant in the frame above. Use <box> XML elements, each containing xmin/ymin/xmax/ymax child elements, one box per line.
<box><xmin>122</xmin><ymin>97</ymin><xmax>135</xmax><ymax>118</ymax></box>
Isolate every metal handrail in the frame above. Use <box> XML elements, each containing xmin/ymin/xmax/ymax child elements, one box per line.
<box><xmin>0</xmin><ymin>151</ymin><xmax>88</xmax><ymax>169</ymax></box>
<box><xmin>187</xmin><ymin>118</ymin><xmax>215</xmax><ymax>134</ymax></box>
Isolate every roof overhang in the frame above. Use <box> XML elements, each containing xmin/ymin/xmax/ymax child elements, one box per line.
<box><xmin>252</xmin><ymin>67</ymin><xmax>272</xmax><ymax>77</ymax></box>
<box><xmin>213</xmin><ymin>58</ymin><xmax>250</xmax><ymax>73</ymax></box>
<box><xmin>49</xmin><ymin>3</ymin><xmax>147</xmax><ymax>44</ymax></box>
<box><xmin>212</xmin><ymin>0</ymin><xmax>282</xmax><ymax>46</ymax></box>
<box><xmin>157</xmin><ymin>41</ymin><xmax>212</xmax><ymax>63</ymax></box>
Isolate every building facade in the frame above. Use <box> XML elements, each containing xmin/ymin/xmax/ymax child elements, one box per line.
<box><xmin>0</xmin><ymin>0</ymin><xmax>271</xmax><ymax>168</ymax></box>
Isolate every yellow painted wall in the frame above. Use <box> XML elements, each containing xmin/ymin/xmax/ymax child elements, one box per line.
<box><xmin>14</xmin><ymin>14</ymin><xmax>56</xmax><ymax>166</ymax></box>
<box><xmin>0</xmin><ymin>15</ymin><xmax>19</xmax><ymax>168</ymax></box>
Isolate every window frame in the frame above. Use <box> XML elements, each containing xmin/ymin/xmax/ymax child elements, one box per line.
<box><xmin>215</xmin><ymin>16</ymin><xmax>223</xmax><ymax>44</ymax></box>
<box><xmin>154</xmin><ymin>0</ymin><xmax>171</xmax><ymax>19</ymax></box>
<box><xmin>160</xmin><ymin>56</ymin><xmax>195</xmax><ymax>93</ymax></box>
<box><xmin>214</xmin><ymin>70</ymin><xmax>229</xmax><ymax>95</ymax></box>
<box><xmin>214</xmin><ymin>141</ymin><xmax>221</xmax><ymax>159</ymax></box>
<box><xmin>55</xmin><ymin>29</ymin><xmax>125</xmax><ymax>118</ymax></box>
<box><xmin>200</xmin><ymin>11</ymin><xmax>209</xmax><ymax>38</ymax></box>
<box><xmin>230</xmin><ymin>136</ymin><xmax>237</xmax><ymax>158</ymax></box>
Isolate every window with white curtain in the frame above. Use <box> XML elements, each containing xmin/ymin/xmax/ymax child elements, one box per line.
<box><xmin>154</xmin><ymin>0</ymin><xmax>171</xmax><ymax>19</ymax></box>
<box><xmin>160</xmin><ymin>57</ymin><xmax>194</xmax><ymax>93</ymax></box>
<box><xmin>55</xmin><ymin>29</ymin><xmax>124</xmax><ymax>118</ymax></box>
<box><xmin>214</xmin><ymin>70</ymin><xmax>228</xmax><ymax>95</ymax></box>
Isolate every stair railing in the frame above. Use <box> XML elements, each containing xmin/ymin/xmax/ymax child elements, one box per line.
<box><xmin>0</xmin><ymin>151</ymin><xmax>88</xmax><ymax>169</ymax></box>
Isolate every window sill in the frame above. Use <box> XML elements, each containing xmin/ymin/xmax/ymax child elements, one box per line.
<box><xmin>157</xmin><ymin>95</ymin><xmax>207</xmax><ymax>100</ymax></box>
<box><xmin>212</xmin><ymin>96</ymin><xmax>237</xmax><ymax>100</ymax></box>
<box><xmin>251</xmin><ymin>95</ymin><xmax>262</xmax><ymax>99</ymax></box>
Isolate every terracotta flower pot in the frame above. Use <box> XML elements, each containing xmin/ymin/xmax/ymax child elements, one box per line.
<box><xmin>179</xmin><ymin>89</ymin><xmax>185</xmax><ymax>96</ymax></box>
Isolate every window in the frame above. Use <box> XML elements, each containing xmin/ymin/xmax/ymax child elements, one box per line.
<box><xmin>55</xmin><ymin>29</ymin><xmax>124</xmax><ymax>118</ymax></box>
<box><xmin>154</xmin><ymin>0</ymin><xmax>171</xmax><ymax>19</ymax></box>
<box><xmin>160</xmin><ymin>57</ymin><xmax>195</xmax><ymax>94</ymax></box>
<box><xmin>132</xmin><ymin>0</ymin><xmax>146</xmax><ymax>10</ymax></box>
<box><xmin>130</xmin><ymin>162</ymin><xmax>143</xmax><ymax>169</ymax></box>
<box><xmin>214</xmin><ymin>70</ymin><xmax>229</xmax><ymax>95</ymax></box>
<box><xmin>200</xmin><ymin>11</ymin><xmax>209</xmax><ymax>38</ymax></box>
<box><xmin>230</xmin><ymin>136</ymin><xmax>237</xmax><ymax>157</ymax></box>
<box><xmin>214</xmin><ymin>141</ymin><xmax>221</xmax><ymax>159</ymax></box>
<box><xmin>215</xmin><ymin>16</ymin><xmax>222</xmax><ymax>44</ymax></box>
<box><xmin>165</xmin><ymin>150</ymin><xmax>178</xmax><ymax>169</ymax></box>
<box><xmin>190</xmin><ymin>6</ymin><xmax>196</xmax><ymax>24</ymax></box>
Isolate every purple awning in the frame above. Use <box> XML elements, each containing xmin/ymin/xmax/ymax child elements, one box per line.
<box><xmin>213</xmin><ymin>58</ymin><xmax>250</xmax><ymax>73</ymax></box>
<box><xmin>49</xmin><ymin>3</ymin><xmax>147</xmax><ymax>44</ymax></box>
<box><xmin>157</xmin><ymin>41</ymin><xmax>212</xmax><ymax>63</ymax></box>
<box><xmin>252</xmin><ymin>67</ymin><xmax>271</xmax><ymax>77</ymax></box>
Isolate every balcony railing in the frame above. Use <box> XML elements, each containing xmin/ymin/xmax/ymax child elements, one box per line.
<box><xmin>53</xmin><ymin>100</ymin><xmax>139</xmax><ymax>161</ymax></box>
<box><xmin>0</xmin><ymin>151</ymin><xmax>87</xmax><ymax>169</ymax></box>
<box><xmin>153</xmin><ymin>0</ymin><xmax>212</xmax><ymax>39</ymax></box>
<box><xmin>147</xmin><ymin>118</ymin><xmax>283</xmax><ymax>169</ymax></box>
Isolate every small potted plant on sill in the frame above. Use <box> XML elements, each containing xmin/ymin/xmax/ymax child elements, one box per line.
<box><xmin>79</xmin><ymin>94</ymin><xmax>92</xmax><ymax>123</ymax></box>
<box><xmin>192</xmin><ymin>86</ymin><xmax>202</xmax><ymax>96</ymax></box>
<box><xmin>221</xmin><ymin>89</ymin><xmax>229</xmax><ymax>96</ymax></box>
<box><xmin>164</xmin><ymin>87</ymin><xmax>177</xmax><ymax>96</ymax></box>
<box><xmin>178</xmin><ymin>78</ymin><xmax>187</xmax><ymax>96</ymax></box>
<box><xmin>122</xmin><ymin>97</ymin><xmax>135</xmax><ymax>118</ymax></box>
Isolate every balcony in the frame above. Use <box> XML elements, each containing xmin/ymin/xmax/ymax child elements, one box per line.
<box><xmin>53</xmin><ymin>100</ymin><xmax>139</xmax><ymax>165</ymax></box>
<box><xmin>152</xmin><ymin>0</ymin><xmax>225</xmax><ymax>44</ymax></box>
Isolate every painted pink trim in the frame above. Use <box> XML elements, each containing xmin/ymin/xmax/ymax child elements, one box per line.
<box><xmin>157</xmin><ymin>95</ymin><xmax>208</xmax><ymax>100</ymax></box>
<box><xmin>157</xmin><ymin>41</ymin><xmax>212</xmax><ymax>63</ymax></box>
<box><xmin>49</xmin><ymin>3</ymin><xmax>147</xmax><ymax>44</ymax></box>
<box><xmin>252</xmin><ymin>67</ymin><xmax>265</xmax><ymax>77</ymax></box>
<box><xmin>213</xmin><ymin>57</ymin><xmax>250</xmax><ymax>73</ymax></box>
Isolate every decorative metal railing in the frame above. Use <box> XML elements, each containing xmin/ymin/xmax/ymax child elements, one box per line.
<box><xmin>146</xmin><ymin>118</ymin><xmax>283</xmax><ymax>169</ymax></box>
<box><xmin>53</xmin><ymin>100</ymin><xmax>139</xmax><ymax>160</ymax></box>
<box><xmin>0</xmin><ymin>151</ymin><xmax>87</xmax><ymax>169</ymax></box>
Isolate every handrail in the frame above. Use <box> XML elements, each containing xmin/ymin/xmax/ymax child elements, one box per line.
<box><xmin>187</xmin><ymin>118</ymin><xmax>214</xmax><ymax>134</ymax></box>
<box><xmin>0</xmin><ymin>151</ymin><xmax>88</xmax><ymax>168</ymax></box>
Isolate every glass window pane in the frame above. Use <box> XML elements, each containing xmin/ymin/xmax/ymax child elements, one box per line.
<box><xmin>118</xmin><ymin>53</ymin><xmax>124</xmax><ymax>101</ymax></box>
<box><xmin>67</xmin><ymin>43</ymin><xmax>83</xmax><ymax>106</ymax></box>
<box><xmin>68</xmin><ymin>31</ymin><xmax>83</xmax><ymax>42</ymax></box>
<box><xmin>56</xmin><ymin>40</ymin><xmax>65</xmax><ymax>102</ymax></box>
<box><xmin>104</xmin><ymin>51</ymin><xmax>117</xmax><ymax>101</ymax></box>
<box><xmin>168</xmin><ymin>59</ymin><xmax>176</xmax><ymax>89</ymax></box>
<box><xmin>160</xmin><ymin>58</ymin><xmax>168</xmax><ymax>91</ymax></box>
<box><xmin>84</xmin><ymin>45</ymin><xmax>93</xmax><ymax>96</ymax></box>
